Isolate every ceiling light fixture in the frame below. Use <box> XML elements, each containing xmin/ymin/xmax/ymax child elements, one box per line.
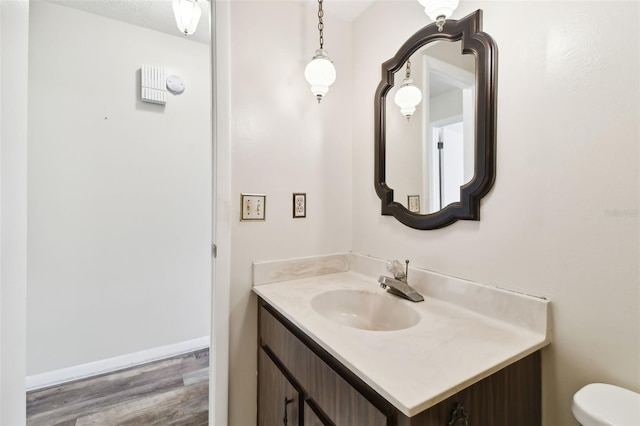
<box><xmin>394</xmin><ymin>59</ymin><xmax>422</xmax><ymax>120</ymax></box>
<box><xmin>304</xmin><ymin>0</ymin><xmax>336</xmax><ymax>103</ymax></box>
<box><xmin>173</xmin><ymin>0</ymin><xmax>202</xmax><ymax>36</ymax></box>
<box><xmin>417</xmin><ymin>0</ymin><xmax>459</xmax><ymax>32</ymax></box>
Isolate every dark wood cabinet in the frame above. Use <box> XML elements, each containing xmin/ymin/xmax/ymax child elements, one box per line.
<box><xmin>303</xmin><ymin>400</ymin><xmax>332</xmax><ymax>426</ymax></box>
<box><xmin>258</xmin><ymin>347</ymin><xmax>300</xmax><ymax>426</ymax></box>
<box><xmin>258</xmin><ymin>298</ymin><xmax>541</xmax><ymax>426</ymax></box>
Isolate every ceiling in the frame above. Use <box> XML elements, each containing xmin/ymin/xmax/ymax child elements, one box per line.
<box><xmin>51</xmin><ymin>0</ymin><xmax>212</xmax><ymax>45</ymax></box>
<box><xmin>325</xmin><ymin>0</ymin><xmax>375</xmax><ymax>22</ymax></box>
<box><xmin>50</xmin><ymin>0</ymin><xmax>375</xmax><ymax>46</ymax></box>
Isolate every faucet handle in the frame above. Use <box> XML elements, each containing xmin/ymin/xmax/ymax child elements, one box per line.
<box><xmin>386</xmin><ymin>260</ymin><xmax>406</xmax><ymax>280</ymax></box>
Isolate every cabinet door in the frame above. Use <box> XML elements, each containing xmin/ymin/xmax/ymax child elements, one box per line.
<box><xmin>260</xmin><ymin>302</ymin><xmax>390</xmax><ymax>426</ymax></box>
<box><xmin>304</xmin><ymin>400</ymin><xmax>335</xmax><ymax>426</ymax></box>
<box><xmin>259</xmin><ymin>348</ymin><xmax>300</xmax><ymax>426</ymax></box>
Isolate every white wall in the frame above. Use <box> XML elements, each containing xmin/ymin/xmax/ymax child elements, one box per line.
<box><xmin>227</xmin><ymin>1</ymin><xmax>353</xmax><ymax>424</ymax></box>
<box><xmin>27</xmin><ymin>2</ymin><xmax>211</xmax><ymax>375</ymax></box>
<box><xmin>352</xmin><ymin>2</ymin><xmax>639</xmax><ymax>425</ymax></box>
<box><xmin>0</xmin><ymin>0</ymin><xmax>29</xmax><ymax>423</ymax></box>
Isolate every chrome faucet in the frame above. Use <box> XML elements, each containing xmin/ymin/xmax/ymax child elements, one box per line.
<box><xmin>378</xmin><ymin>259</ymin><xmax>424</xmax><ymax>302</ymax></box>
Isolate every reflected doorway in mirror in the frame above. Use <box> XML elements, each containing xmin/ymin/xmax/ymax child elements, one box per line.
<box><xmin>430</xmin><ymin>121</ymin><xmax>466</xmax><ymax>212</ymax></box>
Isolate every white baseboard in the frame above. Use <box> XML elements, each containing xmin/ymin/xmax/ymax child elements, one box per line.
<box><xmin>26</xmin><ymin>336</ymin><xmax>210</xmax><ymax>391</ymax></box>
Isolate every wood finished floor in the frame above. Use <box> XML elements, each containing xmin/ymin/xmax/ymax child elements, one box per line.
<box><xmin>26</xmin><ymin>348</ymin><xmax>209</xmax><ymax>426</ymax></box>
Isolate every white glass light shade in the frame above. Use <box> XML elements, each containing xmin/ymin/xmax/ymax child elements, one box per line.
<box><xmin>304</xmin><ymin>49</ymin><xmax>337</xmax><ymax>103</ymax></box>
<box><xmin>417</xmin><ymin>0</ymin><xmax>459</xmax><ymax>21</ymax></box>
<box><xmin>173</xmin><ymin>0</ymin><xmax>202</xmax><ymax>35</ymax></box>
<box><xmin>394</xmin><ymin>78</ymin><xmax>422</xmax><ymax>119</ymax></box>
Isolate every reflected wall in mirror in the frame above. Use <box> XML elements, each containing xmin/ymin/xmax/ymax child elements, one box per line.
<box><xmin>375</xmin><ymin>10</ymin><xmax>497</xmax><ymax>230</ymax></box>
<box><xmin>386</xmin><ymin>40</ymin><xmax>475</xmax><ymax>214</ymax></box>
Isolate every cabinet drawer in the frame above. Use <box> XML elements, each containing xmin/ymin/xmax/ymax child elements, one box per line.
<box><xmin>259</xmin><ymin>301</ymin><xmax>390</xmax><ymax>426</ymax></box>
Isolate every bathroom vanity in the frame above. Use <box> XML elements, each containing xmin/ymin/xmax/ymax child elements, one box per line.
<box><xmin>259</xmin><ymin>298</ymin><xmax>541</xmax><ymax>425</ymax></box>
<box><xmin>253</xmin><ymin>254</ymin><xmax>550</xmax><ymax>426</ymax></box>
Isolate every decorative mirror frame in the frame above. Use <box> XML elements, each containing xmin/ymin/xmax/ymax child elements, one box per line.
<box><xmin>374</xmin><ymin>10</ymin><xmax>497</xmax><ymax>230</ymax></box>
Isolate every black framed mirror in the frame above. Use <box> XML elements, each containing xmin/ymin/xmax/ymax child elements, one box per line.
<box><xmin>374</xmin><ymin>10</ymin><xmax>497</xmax><ymax>230</ymax></box>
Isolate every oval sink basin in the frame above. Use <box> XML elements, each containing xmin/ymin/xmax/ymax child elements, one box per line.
<box><xmin>311</xmin><ymin>289</ymin><xmax>420</xmax><ymax>331</ymax></box>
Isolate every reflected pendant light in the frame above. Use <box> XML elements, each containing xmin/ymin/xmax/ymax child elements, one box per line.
<box><xmin>173</xmin><ymin>0</ymin><xmax>202</xmax><ymax>36</ymax></box>
<box><xmin>417</xmin><ymin>0</ymin><xmax>459</xmax><ymax>31</ymax></box>
<box><xmin>394</xmin><ymin>60</ymin><xmax>422</xmax><ymax>119</ymax></box>
<box><xmin>304</xmin><ymin>0</ymin><xmax>336</xmax><ymax>103</ymax></box>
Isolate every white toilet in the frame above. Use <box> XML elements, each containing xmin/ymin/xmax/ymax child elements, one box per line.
<box><xmin>572</xmin><ymin>383</ymin><xmax>640</xmax><ymax>426</ymax></box>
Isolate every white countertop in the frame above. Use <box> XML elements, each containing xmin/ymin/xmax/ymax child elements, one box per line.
<box><xmin>253</xmin><ymin>256</ymin><xmax>550</xmax><ymax>417</ymax></box>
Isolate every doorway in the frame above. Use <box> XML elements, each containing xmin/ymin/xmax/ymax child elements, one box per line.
<box><xmin>431</xmin><ymin>121</ymin><xmax>465</xmax><ymax>210</ymax></box>
<box><xmin>25</xmin><ymin>1</ymin><xmax>213</xmax><ymax>422</ymax></box>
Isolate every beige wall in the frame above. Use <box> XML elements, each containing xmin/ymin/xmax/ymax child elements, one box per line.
<box><xmin>27</xmin><ymin>2</ymin><xmax>212</xmax><ymax>375</ymax></box>
<box><xmin>352</xmin><ymin>1</ymin><xmax>639</xmax><ymax>425</ymax></box>
<box><xmin>227</xmin><ymin>1</ymin><xmax>353</xmax><ymax>424</ymax></box>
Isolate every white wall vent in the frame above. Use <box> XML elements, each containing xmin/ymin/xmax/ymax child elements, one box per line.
<box><xmin>141</xmin><ymin>64</ymin><xmax>166</xmax><ymax>105</ymax></box>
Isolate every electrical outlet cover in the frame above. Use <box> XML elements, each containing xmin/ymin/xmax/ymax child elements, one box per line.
<box><xmin>293</xmin><ymin>193</ymin><xmax>306</xmax><ymax>218</ymax></box>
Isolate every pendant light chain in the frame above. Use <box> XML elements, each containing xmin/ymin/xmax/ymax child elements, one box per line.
<box><xmin>406</xmin><ymin>59</ymin><xmax>412</xmax><ymax>79</ymax></box>
<box><xmin>318</xmin><ymin>0</ymin><xmax>324</xmax><ymax>49</ymax></box>
<box><xmin>304</xmin><ymin>0</ymin><xmax>335</xmax><ymax>103</ymax></box>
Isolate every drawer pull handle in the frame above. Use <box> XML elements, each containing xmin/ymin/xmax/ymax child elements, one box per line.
<box><xmin>283</xmin><ymin>397</ymin><xmax>294</xmax><ymax>426</ymax></box>
<box><xmin>448</xmin><ymin>402</ymin><xmax>468</xmax><ymax>426</ymax></box>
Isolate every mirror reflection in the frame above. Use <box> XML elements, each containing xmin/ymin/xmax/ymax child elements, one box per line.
<box><xmin>386</xmin><ymin>40</ymin><xmax>475</xmax><ymax>214</ymax></box>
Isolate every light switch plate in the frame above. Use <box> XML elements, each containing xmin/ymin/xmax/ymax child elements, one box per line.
<box><xmin>240</xmin><ymin>193</ymin><xmax>266</xmax><ymax>221</ymax></box>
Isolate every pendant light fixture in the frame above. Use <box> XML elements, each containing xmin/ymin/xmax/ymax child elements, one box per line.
<box><xmin>304</xmin><ymin>0</ymin><xmax>336</xmax><ymax>103</ymax></box>
<box><xmin>173</xmin><ymin>0</ymin><xmax>202</xmax><ymax>36</ymax></box>
<box><xmin>417</xmin><ymin>0</ymin><xmax>459</xmax><ymax>32</ymax></box>
<box><xmin>394</xmin><ymin>59</ymin><xmax>422</xmax><ymax>120</ymax></box>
